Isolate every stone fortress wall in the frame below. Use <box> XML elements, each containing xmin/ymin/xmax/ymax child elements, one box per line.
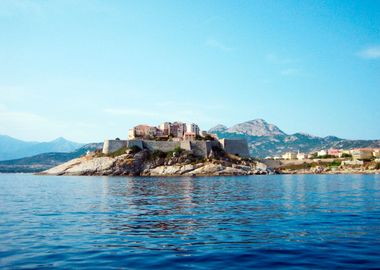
<box><xmin>102</xmin><ymin>138</ymin><xmax>250</xmax><ymax>158</ymax></box>
<box><xmin>102</xmin><ymin>140</ymin><xmax>129</xmax><ymax>154</ymax></box>
<box><xmin>142</xmin><ymin>140</ymin><xmax>180</xmax><ymax>152</ymax></box>
<box><xmin>219</xmin><ymin>138</ymin><xmax>250</xmax><ymax>158</ymax></box>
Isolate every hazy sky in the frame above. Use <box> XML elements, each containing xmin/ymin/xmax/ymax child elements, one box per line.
<box><xmin>0</xmin><ymin>0</ymin><xmax>379</xmax><ymax>142</ymax></box>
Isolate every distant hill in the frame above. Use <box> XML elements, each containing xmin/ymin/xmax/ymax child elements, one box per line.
<box><xmin>0</xmin><ymin>135</ymin><xmax>84</xmax><ymax>161</ymax></box>
<box><xmin>209</xmin><ymin>119</ymin><xmax>380</xmax><ymax>158</ymax></box>
<box><xmin>0</xmin><ymin>143</ymin><xmax>103</xmax><ymax>173</ymax></box>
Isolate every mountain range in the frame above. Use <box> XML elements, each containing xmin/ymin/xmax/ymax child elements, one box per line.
<box><xmin>209</xmin><ymin>119</ymin><xmax>380</xmax><ymax>158</ymax></box>
<box><xmin>0</xmin><ymin>135</ymin><xmax>84</xmax><ymax>161</ymax></box>
<box><xmin>0</xmin><ymin>143</ymin><xmax>102</xmax><ymax>173</ymax></box>
<box><xmin>1</xmin><ymin>119</ymin><xmax>379</xmax><ymax>172</ymax></box>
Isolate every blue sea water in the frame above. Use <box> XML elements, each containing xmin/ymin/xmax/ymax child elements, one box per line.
<box><xmin>1</xmin><ymin>174</ymin><xmax>380</xmax><ymax>269</ymax></box>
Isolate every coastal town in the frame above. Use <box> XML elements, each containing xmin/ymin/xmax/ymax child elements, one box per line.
<box><xmin>263</xmin><ymin>148</ymin><xmax>380</xmax><ymax>174</ymax></box>
<box><xmin>270</xmin><ymin>148</ymin><xmax>380</xmax><ymax>163</ymax></box>
<box><xmin>36</xmin><ymin>120</ymin><xmax>380</xmax><ymax>176</ymax></box>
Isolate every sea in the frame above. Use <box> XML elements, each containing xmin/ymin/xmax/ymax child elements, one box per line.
<box><xmin>1</xmin><ymin>173</ymin><xmax>380</xmax><ymax>269</ymax></box>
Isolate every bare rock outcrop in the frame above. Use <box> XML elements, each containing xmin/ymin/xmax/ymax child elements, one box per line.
<box><xmin>43</xmin><ymin>156</ymin><xmax>115</xmax><ymax>175</ymax></box>
<box><xmin>41</xmin><ymin>148</ymin><xmax>274</xmax><ymax>177</ymax></box>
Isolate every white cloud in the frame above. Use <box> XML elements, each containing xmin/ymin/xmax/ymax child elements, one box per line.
<box><xmin>0</xmin><ymin>105</ymin><xmax>96</xmax><ymax>142</ymax></box>
<box><xmin>265</xmin><ymin>53</ymin><xmax>306</xmax><ymax>76</ymax></box>
<box><xmin>358</xmin><ymin>46</ymin><xmax>380</xmax><ymax>59</ymax></box>
<box><xmin>205</xmin><ymin>38</ymin><xmax>233</xmax><ymax>52</ymax></box>
<box><xmin>0</xmin><ymin>105</ymin><xmax>48</xmax><ymax>127</ymax></box>
<box><xmin>0</xmin><ymin>106</ymin><xmax>57</xmax><ymax>140</ymax></box>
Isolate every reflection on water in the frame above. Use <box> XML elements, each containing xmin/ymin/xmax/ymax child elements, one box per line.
<box><xmin>1</xmin><ymin>174</ymin><xmax>380</xmax><ymax>269</ymax></box>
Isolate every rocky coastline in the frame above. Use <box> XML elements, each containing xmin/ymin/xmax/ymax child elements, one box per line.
<box><xmin>41</xmin><ymin>148</ymin><xmax>274</xmax><ymax>177</ymax></box>
<box><xmin>40</xmin><ymin>147</ymin><xmax>380</xmax><ymax>177</ymax></box>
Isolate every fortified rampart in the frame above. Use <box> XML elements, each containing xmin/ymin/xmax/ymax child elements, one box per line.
<box><xmin>142</xmin><ymin>141</ymin><xmax>180</xmax><ymax>152</ymax></box>
<box><xmin>102</xmin><ymin>138</ymin><xmax>250</xmax><ymax>158</ymax></box>
<box><xmin>102</xmin><ymin>140</ymin><xmax>129</xmax><ymax>154</ymax></box>
<box><xmin>219</xmin><ymin>138</ymin><xmax>250</xmax><ymax>158</ymax></box>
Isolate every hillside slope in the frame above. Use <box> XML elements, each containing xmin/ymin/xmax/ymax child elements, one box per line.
<box><xmin>0</xmin><ymin>135</ymin><xmax>84</xmax><ymax>161</ymax></box>
<box><xmin>0</xmin><ymin>143</ymin><xmax>102</xmax><ymax>173</ymax></box>
<box><xmin>209</xmin><ymin>119</ymin><xmax>380</xmax><ymax>158</ymax></box>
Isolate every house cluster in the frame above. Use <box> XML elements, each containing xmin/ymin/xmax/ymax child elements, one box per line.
<box><xmin>128</xmin><ymin>122</ymin><xmax>216</xmax><ymax>141</ymax></box>
<box><xmin>275</xmin><ymin>148</ymin><xmax>380</xmax><ymax>161</ymax></box>
<box><xmin>103</xmin><ymin>121</ymin><xmax>251</xmax><ymax>158</ymax></box>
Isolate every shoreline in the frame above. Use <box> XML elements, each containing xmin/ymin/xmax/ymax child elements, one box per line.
<box><xmin>37</xmin><ymin>169</ymin><xmax>380</xmax><ymax>177</ymax></box>
<box><xmin>37</xmin><ymin>149</ymin><xmax>380</xmax><ymax>177</ymax></box>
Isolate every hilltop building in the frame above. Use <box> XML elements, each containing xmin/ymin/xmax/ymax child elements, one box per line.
<box><xmin>128</xmin><ymin>122</ymin><xmax>200</xmax><ymax>140</ymax></box>
<box><xmin>186</xmin><ymin>123</ymin><xmax>200</xmax><ymax>135</ymax></box>
<box><xmin>159</xmin><ymin>122</ymin><xmax>171</xmax><ymax>136</ymax></box>
<box><xmin>106</xmin><ymin>121</ymin><xmax>250</xmax><ymax>158</ymax></box>
<box><xmin>183</xmin><ymin>132</ymin><xmax>196</xmax><ymax>141</ymax></box>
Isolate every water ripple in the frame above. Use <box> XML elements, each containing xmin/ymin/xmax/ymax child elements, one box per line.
<box><xmin>1</xmin><ymin>174</ymin><xmax>380</xmax><ymax>269</ymax></box>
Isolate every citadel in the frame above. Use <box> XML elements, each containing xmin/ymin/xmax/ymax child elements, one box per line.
<box><xmin>102</xmin><ymin>121</ymin><xmax>250</xmax><ymax>158</ymax></box>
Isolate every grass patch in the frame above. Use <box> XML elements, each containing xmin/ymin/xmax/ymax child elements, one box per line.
<box><xmin>166</xmin><ymin>146</ymin><xmax>183</xmax><ymax>158</ymax></box>
<box><xmin>108</xmin><ymin>146</ymin><xmax>128</xmax><ymax>158</ymax></box>
<box><xmin>281</xmin><ymin>162</ymin><xmax>313</xmax><ymax>170</ymax></box>
<box><xmin>107</xmin><ymin>145</ymin><xmax>141</xmax><ymax>158</ymax></box>
<box><xmin>328</xmin><ymin>160</ymin><xmax>341</xmax><ymax>167</ymax></box>
<box><xmin>151</xmin><ymin>150</ymin><xmax>166</xmax><ymax>159</ymax></box>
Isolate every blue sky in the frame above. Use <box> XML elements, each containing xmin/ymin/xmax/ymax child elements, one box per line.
<box><xmin>0</xmin><ymin>0</ymin><xmax>379</xmax><ymax>142</ymax></box>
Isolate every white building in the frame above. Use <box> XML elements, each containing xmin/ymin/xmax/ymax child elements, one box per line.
<box><xmin>297</xmin><ymin>153</ymin><xmax>308</xmax><ymax>160</ymax></box>
<box><xmin>128</xmin><ymin>128</ymin><xmax>135</xmax><ymax>139</ymax></box>
<box><xmin>282</xmin><ymin>152</ymin><xmax>297</xmax><ymax>160</ymax></box>
<box><xmin>351</xmin><ymin>149</ymin><xmax>373</xmax><ymax>160</ymax></box>
<box><xmin>342</xmin><ymin>160</ymin><xmax>364</xmax><ymax>166</ymax></box>
<box><xmin>317</xmin><ymin>150</ymin><xmax>328</xmax><ymax>157</ymax></box>
<box><xmin>186</xmin><ymin>123</ymin><xmax>200</xmax><ymax>135</ymax></box>
<box><xmin>159</xmin><ymin>122</ymin><xmax>171</xmax><ymax>136</ymax></box>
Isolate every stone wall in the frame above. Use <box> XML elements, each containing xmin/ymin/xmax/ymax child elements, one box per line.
<box><xmin>259</xmin><ymin>159</ymin><xmax>281</xmax><ymax>169</ymax></box>
<box><xmin>219</xmin><ymin>138</ymin><xmax>250</xmax><ymax>158</ymax></box>
<box><xmin>103</xmin><ymin>138</ymin><xmax>250</xmax><ymax>158</ymax></box>
<box><xmin>142</xmin><ymin>140</ymin><xmax>180</xmax><ymax>152</ymax></box>
<box><xmin>190</xmin><ymin>141</ymin><xmax>208</xmax><ymax>158</ymax></box>
<box><xmin>127</xmin><ymin>140</ymin><xmax>144</xmax><ymax>150</ymax></box>
<box><xmin>180</xmin><ymin>141</ymin><xmax>192</xmax><ymax>151</ymax></box>
<box><xmin>102</xmin><ymin>140</ymin><xmax>128</xmax><ymax>154</ymax></box>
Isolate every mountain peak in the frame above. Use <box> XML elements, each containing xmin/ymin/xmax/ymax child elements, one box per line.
<box><xmin>51</xmin><ymin>137</ymin><xmax>69</xmax><ymax>143</ymax></box>
<box><xmin>0</xmin><ymin>135</ymin><xmax>84</xmax><ymax>161</ymax></box>
<box><xmin>226</xmin><ymin>119</ymin><xmax>286</xmax><ymax>137</ymax></box>
<box><xmin>208</xmin><ymin>124</ymin><xmax>227</xmax><ymax>133</ymax></box>
<box><xmin>248</xmin><ymin>118</ymin><xmax>267</xmax><ymax>123</ymax></box>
